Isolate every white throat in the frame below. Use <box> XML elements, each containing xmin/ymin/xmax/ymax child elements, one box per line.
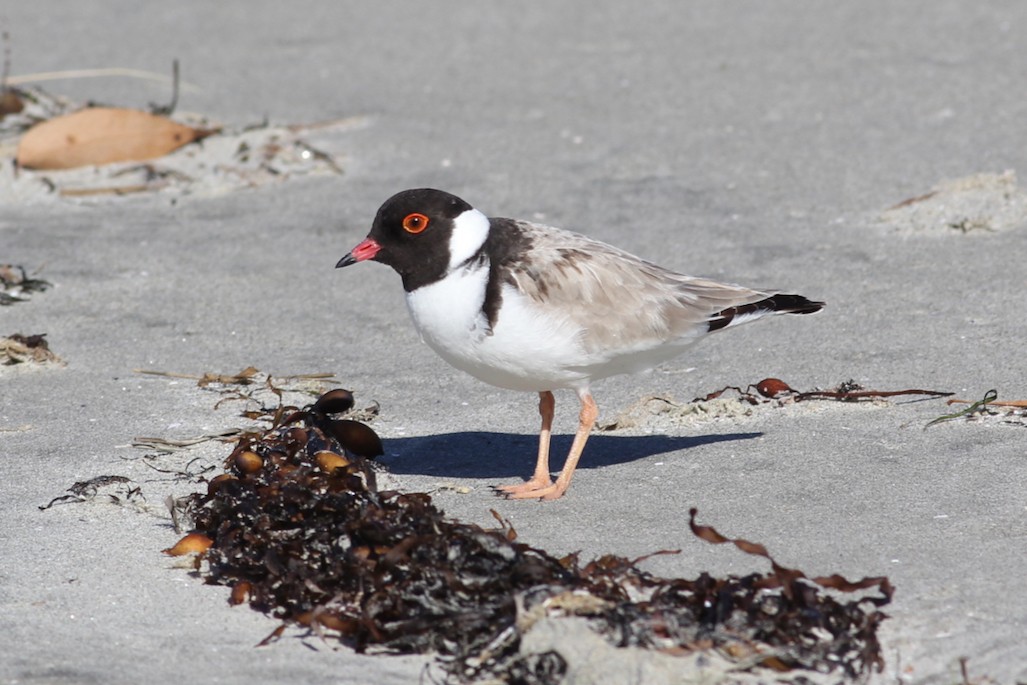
<box><xmin>447</xmin><ymin>208</ymin><xmax>490</xmax><ymax>270</ymax></box>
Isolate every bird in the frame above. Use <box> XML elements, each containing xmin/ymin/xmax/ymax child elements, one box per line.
<box><xmin>336</xmin><ymin>188</ymin><xmax>823</xmax><ymax>500</ymax></box>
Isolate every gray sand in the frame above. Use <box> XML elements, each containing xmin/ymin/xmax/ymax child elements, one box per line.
<box><xmin>3</xmin><ymin>2</ymin><xmax>1026</xmax><ymax>683</ymax></box>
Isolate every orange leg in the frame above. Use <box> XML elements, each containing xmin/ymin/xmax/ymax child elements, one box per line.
<box><xmin>496</xmin><ymin>391</ymin><xmax>555</xmax><ymax>495</ymax></box>
<box><xmin>503</xmin><ymin>390</ymin><xmax>598</xmax><ymax>501</ymax></box>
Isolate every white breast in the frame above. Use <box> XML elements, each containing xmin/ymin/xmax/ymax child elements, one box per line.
<box><xmin>405</xmin><ymin>267</ymin><xmax>593</xmax><ymax>392</ymax></box>
<box><xmin>406</xmin><ymin>264</ymin><xmax>491</xmax><ymax>354</ymax></box>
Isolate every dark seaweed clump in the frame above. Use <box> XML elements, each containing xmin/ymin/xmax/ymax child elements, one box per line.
<box><xmin>176</xmin><ymin>389</ymin><xmax>891</xmax><ymax>683</ymax></box>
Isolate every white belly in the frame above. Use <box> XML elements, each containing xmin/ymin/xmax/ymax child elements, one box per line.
<box><xmin>405</xmin><ymin>268</ymin><xmax>593</xmax><ymax>391</ymax></box>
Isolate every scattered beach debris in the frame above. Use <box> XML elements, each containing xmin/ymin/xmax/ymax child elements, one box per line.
<box><xmin>131</xmin><ymin>428</ymin><xmax>249</xmax><ymax>454</ymax></box>
<box><xmin>131</xmin><ymin>454</ymin><xmax>217</xmax><ymax>483</ymax></box>
<box><xmin>700</xmin><ymin>378</ymin><xmax>952</xmax><ymax>404</ymax></box>
<box><xmin>926</xmin><ymin>389</ymin><xmax>998</xmax><ymax>428</ymax></box>
<box><xmin>134</xmin><ymin>365</ymin><xmax>264</xmax><ymax>387</ymax></box>
<box><xmin>137</xmin><ymin>366</ymin><xmax>341</xmax><ymax>409</ymax></box>
<box><xmin>1</xmin><ymin>61</ymin><xmax>356</xmax><ymax>201</ymax></box>
<box><xmin>0</xmin><ymin>263</ymin><xmax>51</xmax><ymax>304</ymax></box>
<box><xmin>879</xmin><ymin>170</ymin><xmax>1027</xmax><ymax>234</ymax></box>
<box><xmin>165</xmin><ymin>389</ymin><xmax>891</xmax><ymax>683</ymax></box>
<box><xmin>135</xmin><ymin>366</ymin><xmax>336</xmax><ymax>392</ymax></box>
<box><xmin>944</xmin><ymin>391</ymin><xmax>1027</xmax><ymax>410</ymax></box>
<box><xmin>130</xmin><ymin>367</ymin><xmax>359</xmax><ymax>452</ymax></box>
<box><xmin>927</xmin><ymin>389</ymin><xmax>1027</xmax><ymax>429</ymax></box>
<box><xmin>0</xmin><ymin>332</ymin><xmax>62</xmax><ymax>365</ymax></box>
<box><xmin>38</xmin><ymin>474</ymin><xmax>142</xmax><ymax>510</ymax></box>
<box><xmin>599</xmin><ymin>378</ymin><xmax>952</xmax><ymax>431</ymax></box>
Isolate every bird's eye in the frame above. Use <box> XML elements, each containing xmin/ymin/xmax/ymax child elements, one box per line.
<box><xmin>402</xmin><ymin>213</ymin><xmax>429</xmax><ymax>234</ymax></box>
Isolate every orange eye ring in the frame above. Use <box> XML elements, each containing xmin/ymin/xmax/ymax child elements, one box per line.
<box><xmin>402</xmin><ymin>213</ymin><xmax>429</xmax><ymax>234</ymax></box>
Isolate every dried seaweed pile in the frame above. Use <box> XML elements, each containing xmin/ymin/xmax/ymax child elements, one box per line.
<box><xmin>171</xmin><ymin>389</ymin><xmax>892</xmax><ymax>683</ymax></box>
<box><xmin>1</xmin><ymin>264</ymin><xmax>51</xmax><ymax>305</ymax></box>
<box><xmin>1</xmin><ymin>332</ymin><xmax>61</xmax><ymax>365</ymax></box>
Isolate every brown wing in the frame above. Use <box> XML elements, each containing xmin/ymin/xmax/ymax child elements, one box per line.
<box><xmin>495</xmin><ymin>220</ymin><xmax>775</xmax><ymax>355</ymax></box>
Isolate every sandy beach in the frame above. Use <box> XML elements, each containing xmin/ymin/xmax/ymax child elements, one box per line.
<box><xmin>2</xmin><ymin>2</ymin><xmax>1026</xmax><ymax>683</ymax></box>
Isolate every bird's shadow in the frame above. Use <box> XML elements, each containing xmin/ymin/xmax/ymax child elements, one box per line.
<box><xmin>379</xmin><ymin>430</ymin><xmax>762</xmax><ymax>479</ymax></box>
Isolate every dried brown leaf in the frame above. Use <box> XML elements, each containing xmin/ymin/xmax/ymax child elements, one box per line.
<box><xmin>16</xmin><ymin>107</ymin><xmax>216</xmax><ymax>170</ymax></box>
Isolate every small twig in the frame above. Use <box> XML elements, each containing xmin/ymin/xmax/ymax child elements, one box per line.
<box><xmin>281</xmin><ymin>372</ymin><xmax>337</xmax><ymax>381</ymax></box>
<box><xmin>2</xmin><ymin>28</ymin><xmax>11</xmax><ymax>91</ymax></box>
<box><xmin>60</xmin><ymin>184</ymin><xmax>158</xmax><ymax>197</ymax></box>
<box><xmin>132</xmin><ymin>428</ymin><xmax>246</xmax><ymax>452</ymax></box>
<box><xmin>134</xmin><ymin>368</ymin><xmax>205</xmax><ymax>380</ymax></box>
<box><xmin>285</xmin><ymin>115</ymin><xmax>370</xmax><ymax>134</ymax></box>
<box><xmin>925</xmin><ymin>389</ymin><xmax>998</xmax><ymax>429</ymax></box>
<box><xmin>136</xmin><ymin>456</ymin><xmax>215</xmax><ymax>479</ymax></box>
<box><xmin>887</xmin><ymin>190</ymin><xmax>938</xmax><ymax>210</ymax></box>
<box><xmin>134</xmin><ymin>368</ymin><xmax>335</xmax><ymax>382</ymax></box>
<box><xmin>6</xmin><ymin>67</ymin><xmax>201</xmax><ymax>92</ymax></box>
<box><xmin>946</xmin><ymin>397</ymin><xmax>1027</xmax><ymax>408</ymax></box>
<box><xmin>150</xmin><ymin>59</ymin><xmax>179</xmax><ymax>116</ymax></box>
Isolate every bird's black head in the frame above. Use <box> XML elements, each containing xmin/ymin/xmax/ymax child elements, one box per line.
<box><xmin>337</xmin><ymin>189</ymin><xmax>481</xmax><ymax>291</ymax></box>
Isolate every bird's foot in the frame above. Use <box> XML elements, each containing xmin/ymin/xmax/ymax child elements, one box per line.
<box><xmin>494</xmin><ymin>477</ymin><xmax>568</xmax><ymax>501</ymax></box>
<box><xmin>494</xmin><ymin>476</ymin><xmax>552</xmax><ymax>495</ymax></box>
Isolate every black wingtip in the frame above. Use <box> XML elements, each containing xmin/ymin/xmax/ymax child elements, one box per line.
<box><xmin>707</xmin><ymin>294</ymin><xmax>824</xmax><ymax>332</ymax></box>
<box><xmin>763</xmin><ymin>293</ymin><xmax>825</xmax><ymax>315</ymax></box>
